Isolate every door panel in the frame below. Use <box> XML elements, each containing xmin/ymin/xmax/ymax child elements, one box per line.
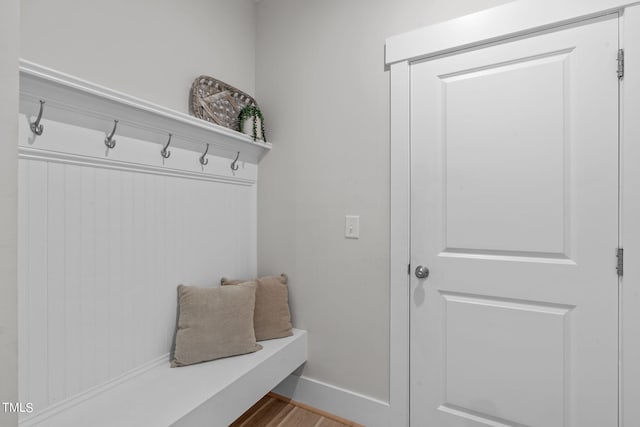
<box><xmin>441</xmin><ymin>292</ymin><xmax>571</xmax><ymax>426</ymax></box>
<box><xmin>410</xmin><ymin>17</ymin><xmax>619</xmax><ymax>427</ymax></box>
<box><xmin>443</xmin><ymin>52</ymin><xmax>568</xmax><ymax>256</ymax></box>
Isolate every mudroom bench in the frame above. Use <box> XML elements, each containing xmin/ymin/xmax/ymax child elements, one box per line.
<box><xmin>23</xmin><ymin>330</ymin><xmax>307</xmax><ymax>427</ymax></box>
<box><xmin>18</xmin><ymin>62</ymin><xmax>303</xmax><ymax>427</ymax></box>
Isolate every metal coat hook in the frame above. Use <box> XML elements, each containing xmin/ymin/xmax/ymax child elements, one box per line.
<box><xmin>105</xmin><ymin>120</ymin><xmax>118</xmax><ymax>149</ymax></box>
<box><xmin>161</xmin><ymin>133</ymin><xmax>172</xmax><ymax>159</ymax></box>
<box><xmin>199</xmin><ymin>143</ymin><xmax>209</xmax><ymax>165</ymax></box>
<box><xmin>231</xmin><ymin>151</ymin><xmax>240</xmax><ymax>171</ymax></box>
<box><xmin>30</xmin><ymin>100</ymin><xmax>45</xmax><ymax>136</ymax></box>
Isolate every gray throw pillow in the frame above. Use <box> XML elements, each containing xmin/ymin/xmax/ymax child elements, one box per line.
<box><xmin>221</xmin><ymin>274</ymin><xmax>293</xmax><ymax>341</ymax></box>
<box><xmin>171</xmin><ymin>282</ymin><xmax>262</xmax><ymax>367</ymax></box>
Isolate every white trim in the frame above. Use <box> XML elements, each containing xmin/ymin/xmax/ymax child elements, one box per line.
<box><xmin>19</xmin><ymin>353</ymin><xmax>168</xmax><ymax>426</ymax></box>
<box><xmin>19</xmin><ymin>60</ymin><xmax>271</xmax><ymax>164</ymax></box>
<box><xmin>272</xmin><ymin>375</ymin><xmax>390</xmax><ymax>427</ymax></box>
<box><xmin>385</xmin><ymin>0</ymin><xmax>640</xmax><ymax>65</ymax></box>
<box><xmin>18</xmin><ymin>146</ymin><xmax>256</xmax><ymax>187</ymax></box>
<box><xmin>389</xmin><ymin>61</ymin><xmax>410</xmax><ymax>427</ymax></box>
<box><xmin>621</xmin><ymin>5</ymin><xmax>640</xmax><ymax>426</ymax></box>
<box><xmin>387</xmin><ymin>2</ymin><xmax>640</xmax><ymax>426</ymax></box>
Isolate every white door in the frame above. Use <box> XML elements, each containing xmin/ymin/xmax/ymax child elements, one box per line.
<box><xmin>410</xmin><ymin>17</ymin><xmax>619</xmax><ymax>427</ymax></box>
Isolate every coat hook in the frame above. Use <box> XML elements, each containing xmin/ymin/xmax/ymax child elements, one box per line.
<box><xmin>105</xmin><ymin>120</ymin><xmax>118</xmax><ymax>149</ymax></box>
<box><xmin>199</xmin><ymin>143</ymin><xmax>209</xmax><ymax>165</ymax></box>
<box><xmin>231</xmin><ymin>151</ymin><xmax>240</xmax><ymax>171</ymax></box>
<box><xmin>161</xmin><ymin>133</ymin><xmax>172</xmax><ymax>159</ymax></box>
<box><xmin>30</xmin><ymin>100</ymin><xmax>45</xmax><ymax>136</ymax></box>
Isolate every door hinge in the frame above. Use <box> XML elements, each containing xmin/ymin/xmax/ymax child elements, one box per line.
<box><xmin>617</xmin><ymin>248</ymin><xmax>624</xmax><ymax>277</ymax></box>
<box><xmin>618</xmin><ymin>49</ymin><xmax>624</xmax><ymax>80</ymax></box>
<box><xmin>408</xmin><ymin>263</ymin><xmax>411</xmax><ymax>275</ymax></box>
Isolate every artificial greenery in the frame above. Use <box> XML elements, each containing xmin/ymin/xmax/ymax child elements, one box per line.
<box><xmin>238</xmin><ymin>105</ymin><xmax>267</xmax><ymax>142</ymax></box>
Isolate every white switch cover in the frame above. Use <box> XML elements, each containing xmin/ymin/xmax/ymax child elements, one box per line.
<box><xmin>345</xmin><ymin>215</ymin><xmax>360</xmax><ymax>239</ymax></box>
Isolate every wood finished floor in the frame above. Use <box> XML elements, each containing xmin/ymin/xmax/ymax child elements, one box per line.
<box><xmin>230</xmin><ymin>392</ymin><xmax>364</xmax><ymax>427</ymax></box>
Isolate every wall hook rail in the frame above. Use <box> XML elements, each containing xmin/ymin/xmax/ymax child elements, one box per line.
<box><xmin>105</xmin><ymin>120</ymin><xmax>118</xmax><ymax>149</ymax></box>
<box><xmin>161</xmin><ymin>133</ymin><xmax>172</xmax><ymax>159</ymax></box>
<box><xmin>30</xmin><ymin>100</ymin><xmax>45</xmax><ymax>136</ymax></box>
<box><xmin>231</xmin><ymin>151</ymin><xmax>240</xmax><ymax>171</ymax></box>
<box><xmin>199</xmin><ymin>143</ymin><xmax>209</xmax><ymax>165</ymax></box>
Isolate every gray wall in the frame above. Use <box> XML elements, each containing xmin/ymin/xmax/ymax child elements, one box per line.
<box><xmin>21</xmin><ymin>0</ymin><xmax>257</xmax><ymax>114</ymax></box>
<box><xmin>0</xmin><ymin>0</ymin><xmax>19</xmax><ymax>425</ymax></box>
<box><xmin>255</xmin><ymin>0</ymin><xmax>510</xmax><ymax>401</ymax></box>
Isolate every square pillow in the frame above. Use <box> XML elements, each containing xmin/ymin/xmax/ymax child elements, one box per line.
<box><xmin>221</xmin><ymin>274</ymin><xmax>293</xmax><ymax>341</ymax></box>
<box><xmin>171</xmin><ymin>282</ymin><xmax>262</xmax><ymax>367</ymax></box>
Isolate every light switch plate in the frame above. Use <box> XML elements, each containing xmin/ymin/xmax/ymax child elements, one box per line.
<box><xmin>345</xmin><ymin>215</ymin><xmax>360</xmax><ymax>239</ymax></box>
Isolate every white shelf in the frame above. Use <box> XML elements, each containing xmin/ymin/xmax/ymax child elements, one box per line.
<box><xmin>19</xmin><ymin>60</ymin><xmax>271</xmax><ymax>164</ymax></box>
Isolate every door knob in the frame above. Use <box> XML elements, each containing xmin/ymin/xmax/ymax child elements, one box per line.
<box><xmin>415</xmin><ymin>265</ymin><xmax>430</xmax><ymax>279</ymax></box>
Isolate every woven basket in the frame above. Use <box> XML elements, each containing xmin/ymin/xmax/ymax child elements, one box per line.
<box><xmin>189</xmin><ymin>75</ymin><xmax>257</xmax><ymax>131</ymax></box>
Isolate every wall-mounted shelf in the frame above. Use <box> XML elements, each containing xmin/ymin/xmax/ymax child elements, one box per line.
<box><xmin>19</xmin><ymin>60</ymin><xmax>271</xmax><ymax>164</ymax></box>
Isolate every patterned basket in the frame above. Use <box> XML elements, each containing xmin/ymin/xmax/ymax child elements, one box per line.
<box><xmin>189</xmin><ymin>75</ymin><xmax>257</xmax><ymax>132</ymax></box>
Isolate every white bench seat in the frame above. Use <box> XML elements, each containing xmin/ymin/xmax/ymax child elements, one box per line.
<box><xmin>26</xmin><ymin>329</ymin><xmax>307</xmax><ymax>427</ymax></box>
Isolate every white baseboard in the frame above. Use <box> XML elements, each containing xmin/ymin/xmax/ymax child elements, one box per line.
<box><xmin>272</xmin><ymin>375</ymin><xmax>390</xmax><ymax>427</ymax></box>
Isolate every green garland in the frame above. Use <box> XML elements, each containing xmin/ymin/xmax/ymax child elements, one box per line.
<box><xmin>238</xmin><ymin>105</ymin><xmax>267</xmax><ymax>142</ymax></box>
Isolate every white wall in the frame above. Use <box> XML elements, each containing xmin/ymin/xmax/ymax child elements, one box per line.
<box><xmin>21</xmin><ymin>0</ymin><xmax>257</xmax><ymax>114</ymax></box>
<box><xmin>256</xmin><ymin>0</ymin><xmax>511</xmax><ymax>402</ymax></box>
<box><xmin>0</xmin><ymin>0</ymin><xmax>19</xmax><ymax>425</ymax></box>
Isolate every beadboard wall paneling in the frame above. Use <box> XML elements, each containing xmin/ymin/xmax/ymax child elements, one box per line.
<box><xmin>17</xmin><ymin>116</ymin><xmax>258</xmax><ymax>417</ymax></box>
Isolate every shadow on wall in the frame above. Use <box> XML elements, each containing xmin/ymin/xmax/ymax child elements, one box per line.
<box><xmin>274</xmin><ymin>363</ymin><xmax>307</xmax><ymax>397</ymax></box>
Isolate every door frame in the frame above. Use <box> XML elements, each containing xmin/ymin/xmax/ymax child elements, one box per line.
<box><xmin>386</xmin><ymin>1</ymin><xmax>640</xmax><ymax>425</ymax></box>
